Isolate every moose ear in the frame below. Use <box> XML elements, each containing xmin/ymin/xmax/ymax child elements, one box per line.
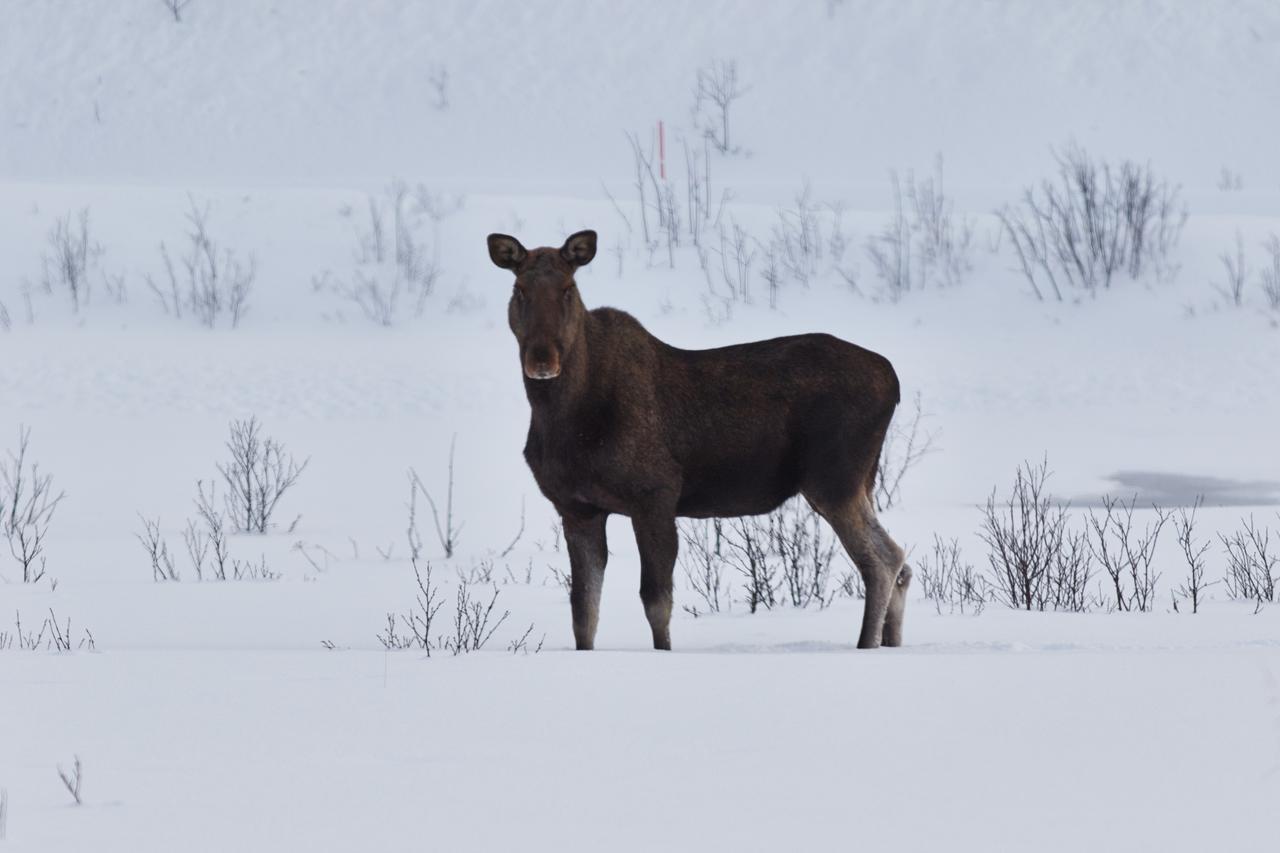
<box><xmin>487</xmin><ymin>233</ymin><xmax>528</xmax><ymax>270</ymax></box>
<box><xmin>560</xmin><ymin>230</ymin><xmax>597</xmax><ymax>268</ymax></box>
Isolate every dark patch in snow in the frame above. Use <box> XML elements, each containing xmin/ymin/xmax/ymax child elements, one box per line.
<box><xmin>1077</xmin><ymin>471</ymin><xmax>1280</xmax><ymax>508</ymax></box>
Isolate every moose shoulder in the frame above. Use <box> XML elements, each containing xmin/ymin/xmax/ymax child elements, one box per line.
<box><xmin>488</xmin><ymin>229</ymin><xmax>911</xmax><ymax>652</ymax></box>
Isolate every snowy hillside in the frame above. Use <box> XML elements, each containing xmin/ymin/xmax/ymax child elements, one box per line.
<box><xmin>2</xmin><ymin>2</ymin><xmax>1279</xmax><ymax>851</ymax></box>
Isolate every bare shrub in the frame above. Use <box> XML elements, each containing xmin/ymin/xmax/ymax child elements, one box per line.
<box><xmin>194</xmin><ymin>480</ymin><xmax>231</xmax><ymax>580</ymax></box>
<box><xmin>760</xmin><ymin>243</ymin><xmax>782</xmax><ymax>309</ymax></box>
<box><xmin>137</xmin><ymin>515</ymin><xmax>179</xmax><ymax>581</ymax></box>
<box><xmin>724</xmin><ymin>515</ymin><xmax>778</xmax><ymax>613</ymax></box>
<box><xmin>57</xmin><ymin>756</ymin><xmax>82</xmax><ymax>806</ymax></box>
<box><xmin>1214</xmin><ymin>230</ymin><xmax>1247</xmax><ymax>308</ymax></box>
<box><xmin>0</xmin><ymin>611</ymin><xmax>43</xmax><ymax>650</ymax></box>
<box><xmin>1260</xmin><ymin>234</ymin><xmax>1280</xmax><ymax>313</ymax></box>
<box><xmin>1086</xmin><ymin>496</ymin><xmax>1169</xmax><ymax>613</ymax></box>
<box><xmin>547</xmin><ymin>561</ymin><xmax>572</xmax><ymax>597</ymax></box>
<box><xmin>146</xmin><ymin>196</ymin><xmax>254</xmax><ymax>328</ymax></box>
<box><xmin>140</xmin><ymin>480</ymin><xmax>275</xmax><ymax>582</ymax></box>
<box><xmin>378</xmin><ymin>558</ymin><xmax>445</xmax><ymax>653</ymax></box>
<box><xmin>2</xmin><ymin>427</ymin><xmax>65</xmax><ymax>583</ymax></box>
<box><xmin>182</xmin><ymin>516</ymin><xmax>210</xmax><ymax>581</ymax></box>
<box><xmin>692</xmin><ymin>59</ymin><xmax>749</xmax><ymax>155</ymax></box>
<box><xmin>161</xmin><ymin>0</ymin><xmax>195</xmax><ymax>22</ymax></box>
<box><xmin>230</xmin><ymin>555</ymin><xmax>278</xmax><ymax>581</ymax></box>
<box><xmin>40</xmin><ymin>209</ymin><xmax>102</xmax><ymax>313</ymax></box>
<box><xmin>874</xmin><ymin>392</ymin><xmax>937</xmax><ymax>512</ymax></box>
<box><xmin>681</xmin><ymin>498</ymin><xmax>841</xmax><ymax>614</ymax></box>
<box><xmin>916</xmin><ymin>535</ymin><xmax>988</xmax><ymax>614</ymax></box>
<box><xmin>428</xmin><ymin>64</ymin><xmax>449</xmax><ymax>110</ymax></box>
<box><xmin>407</xmin><ymin>435</ymin><xmax>462</xmax><ymax>559</ymax></box>
<box><xmin>683</xmin><ymin>135</ymin><xmax>713</xmax><ymax>248</ymax></box>
<box><xmin>217</xmin><ymin>417</ymin><xmax>308</xmax><ymax>534</ymax></box>
<box><xmin>979</xmin><ymin>458</ymin><xmax>1093</xmax><ymax>612</ymax></box>
<box><xmin>866</xmin><ymin>158</ymin><xmax>974</xmax><ymax>299</ymax></box>
<box><xmin>658</xmin><ymin>180</ymin><xmax>682</xmax><ymax>269</ymax></box>
<box><xmin>836</xmin><ymin>567</ymin><xmax>865</xmax><ymax>600</ymax></box>
<box><xmin>0</xmin><ymin>608</ymin><xmax>94</xmax><ymax>653</ymax></box>
<box><xmin>624</xmin><ymin>130</ymin><xmax>662</xmax><ymax>254</ymax></box>
<box><xmin>678</xmin><ymin>518</ymin><xmax>729</xmax><ymax>616</ymax></box>
<box><xmin>500</xmin><ymin>496</ymin><xmax>526</xmax><ymax>558</ymax></box>
<box><xmin>772</xmin><ymin>498</ymin><xmax>838</xmax><ymax>609</ymax></box>
<box><xmin>442</xmin><ymin>582</ymin><xmax>510</xmax><ymax>655</ymax></box>
<box><xmin>770</xmin><ymin>183</ymin><xmax>823</xmax><ymax>288</ymax></box>
<box><xmin>506</xmin><ymin>625</ymin><xmax>544</xmax><ymax>654</ymax></box>
<box><xmin>1219</xmin><ymin>515</ymin><xmax>1277</xmax><ymax>606</ymax></box>
<box><xmin>318</xmin><ymin>183</ymin><xmax>455</xmax><ymax>325</ymax></box>
<box><xmin>456</xmin><ymin>559</ymin><xmax>495</xmax><ymax>585</ymax></box>
<box><xmin>997</xmin><ymin>144</ymin><xmax>1185</xmax><ymax>300</ymax></box>
<box><xmin>1172</xmin><ymin>498</ymin><xmax>1214</xmax><ymax>614</ymax></box>
<box><xmin>379</xmin><ymin>559</ymin><xmax>516</xmax><ymax>655</ymax></box>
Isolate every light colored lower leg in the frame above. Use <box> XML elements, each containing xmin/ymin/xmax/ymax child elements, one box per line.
<box><xmin>644</xmin><ymin>594</ymin><xmax>673</xmax><ymax>651</ymax></box>
<box><xmin>565</xmin><ymin>514</ymin><xmax>608</xmax><ymax>651</ymax></box>
<box><xmin>633</xmin><ymin>513</ymin><xmax>677</xmax><ymax>652</ymax></box>
<box><xmin>882</xmin><ymin>563</ymin><xmax>912</xmax><ymax>647</ymax></box>
<box><xmin>813</xmin><ymin>495</ymin><xmax>905</xmax><ymax>650</ymax></box>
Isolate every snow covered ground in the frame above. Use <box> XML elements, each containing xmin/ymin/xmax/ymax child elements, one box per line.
<box><xmin>2</xmin><ymin>2</ymin><xmax>1280</xmax><ymax>850</ymax></box>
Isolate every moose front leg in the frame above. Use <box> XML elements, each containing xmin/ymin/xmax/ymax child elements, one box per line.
<box><xmin>563</xmin><ymin>511</ymin><xmax>609</xmax><ymax>650</ymax></box>
<box><xmin>631</xmin><ymin>513</ymin><xmax>678</xmax><ymax>651</ymax></box>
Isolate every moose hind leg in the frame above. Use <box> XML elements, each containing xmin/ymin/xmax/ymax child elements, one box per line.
<box><xmin>563</xmin><ymin>511</ymin><xmax>609</xmax><ymax>651</ymax></box>
<box><xmin>632</xmin><ymin>513</ymin><xmax>678</xmax><ymax>651</ymax></box>
<box><xmin>818</xmin><ymin>497</ymin><xmax>905</xmax><ymax>649</ymax></box>
<box><xmin>883</xmin><ymin>560</ymin><xmax>912</xmax><ymax>647</ymax></box>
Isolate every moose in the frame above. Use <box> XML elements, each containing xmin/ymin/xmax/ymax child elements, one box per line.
<box><xmin>488</xmin><ymin>229</ymin><xmax>911</xmax><ymax>651</ymax></box>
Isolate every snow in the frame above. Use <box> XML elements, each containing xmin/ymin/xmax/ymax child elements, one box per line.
<box><xmin>2</xmin><ymin>1</ymin><xmax>1280</xmax><ymax>850</ymax></box>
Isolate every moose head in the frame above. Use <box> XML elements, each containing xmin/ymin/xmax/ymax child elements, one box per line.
<box><xmin>487</xmin><ymin>230</ymin><xmax>597</xmax><ymax>380</ymax></box>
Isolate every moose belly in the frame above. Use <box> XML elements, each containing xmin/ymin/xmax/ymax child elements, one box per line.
<box><xmin>675</xmin><ymin>451</ymin><xmax>800</xmax><ymax>519</ymax></box>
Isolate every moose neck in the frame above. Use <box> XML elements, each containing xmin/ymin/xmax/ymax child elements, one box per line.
<box><xmin>524</xmin><ymin>314</ymin><xmax>596</xmax><ymax>426</ymax></box>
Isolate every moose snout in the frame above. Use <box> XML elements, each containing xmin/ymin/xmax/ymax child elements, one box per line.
<box><xmin>523</xmin><ymin>346</ymin><xmax>561</xmax><ymax>380</ymax></box>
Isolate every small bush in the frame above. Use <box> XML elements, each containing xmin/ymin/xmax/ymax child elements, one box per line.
<box><xmin>678</xmin><ymin>518</ymin><xmax>730</xmax><ymax>616</ymax></box>
<box><xmin>916</xmin><ymin>535</ymin><xmax>988</xmax><ymax>614</ymax></box>
<box><xmin>217</xmin><ymin>416</ymin><xmax>308</xmax><ymax>534</ymax></box>
<box><xmin>0</xmin><ymin>609</ymin><xmax>94</xmax><ymax>652</ymax></box>
<box><xmin>874</xmin><ymin>392</ymin><xmax>936</xmax><ymax>512</ymax></box>
<box><xmin>1214</xmin><ymin>231</ymin><xmax>1247</xmax><ymax>308</ymax></box>
<box><xmin>137</xmin><ymin>515</ymin><xmax>179</xmax><ymax>581</ymax></box>
<box><xmin>724</xmin><ymin>514</ymin><xmax>778</xmax><ymax>613</ymax></box>
<box><xmin>1220</xmin><ymin>515</ymin><xmax>1277</xmax><ymax>607</ymax></box>
<box><xmin>678</xmin><ymin>497</ymin><xmax>843</xmax><ymax>614</ymax></box>
<box><xmin>865</xmin><ymin>157</ymin><xmax>974</xmax><ymax>299</ymax></box>
<box><xmin>317</xmin><ymin>183</ymin><xmax>458</xmax><ymax>326</ymax></box>
<box><xmin>407</xmin><ymin>435</ymin><xmax>462</xmax><ymax>560</ymax></box>
<box><xmin>379</xmin><ymin>559</ymin><xmax>523</xmax><ymax>655</ymax></box>
<box><xmin>57</xmin><ymin>756</ymin><xmax>82</xmax><ymax>806</ymax></box>
<box><xmin>997</xmin><ymin>144</ymin><xmax>1185</xmax><ymax>300</ymax></box>
<box><xmin>771</xmin><ymin>498</ymin><xmax>839</xmax><ymax>609</ymax></box>
<box><xmin>979</xmin><ymin>458</ymin><xmax>1093</xmax><ymax>612</ymax></box>
<box><xmin>40</xmin><ymin>209</ymin><xmax>103</xmax><ymax>313</ymax></box>
<box><xmin>1260</xmin><ymin>235</ymin><xmax>1280</xmax><ymax>313</ymax></box>
<box><xmin>692</xmin><ymin>59</ymin><xmax>749</xmax><ymax>155</ymax></box>
<box><xmin>146</xmin><ymin>196</ymin><xmax>255</xmax><ymax>328</ymax></box>
<box><xmin>1</xmin><ymin>427</ymin><xmax>65</xmax><ymax>584</ymax></box>
<box><xmin>1086</xmin><ymin>496</ymin><xmax>1169</xmax><ymax>613</ymax></box>
<box><xmin>1171</xmin><ymin>499</ymin><xmax>1214</xmax><ymax>614</ymax></box>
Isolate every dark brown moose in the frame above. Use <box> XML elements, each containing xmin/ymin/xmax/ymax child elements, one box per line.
<box><xmin>488</xmin><ymin>229</ymin><xmax>911</xmax><ymax>651</ymax></box>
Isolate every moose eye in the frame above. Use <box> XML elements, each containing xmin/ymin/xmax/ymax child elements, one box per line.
<box><xmin>562</xmin><ymin>287</ymin><xmax>574</xmax><ymax>302</ymax></box>
<box><xmin>513</xmin><ymin>287</ymin><xmax>525</xmax><ymax>302</ymax></box>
